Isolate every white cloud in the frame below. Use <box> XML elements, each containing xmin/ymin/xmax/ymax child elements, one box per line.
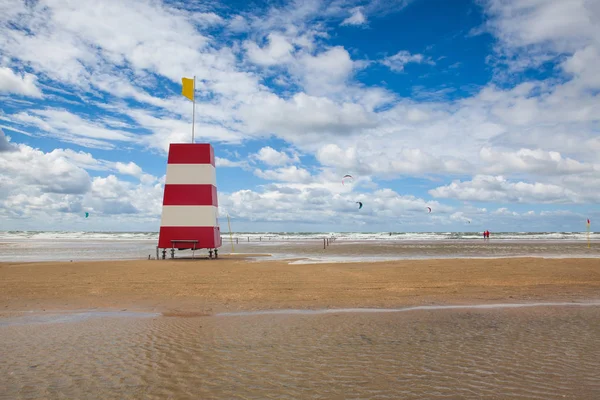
<box><xmin>253</xmin><ymin>146</ymin><xmax>300</xmax><ymax>166</ymax></box>
<box><xmin>492</xmin><ymin>207</ymin><xmax>519</xmax><ymax>216</ymax></box>
<box><xmin>449</xmin><ymin>212</ymin><xmax>472</xmax><ymax>223</ymax></box>
<box><xmin>0</xmin><ymin>140</ymin><xmax>164</xmax><ymax>229</ymax></box>
<box><xmin>254</xmin><ymin>165</ymin><xmax>312</xmax><ymax>183</ymax></box>
<box><xmin>239</xmin><ymin>92</ymin><xmax>377</xmax><ymax>143</ymax></box>
<box><xmin>1</xmin><ymin>0</ymin><xmax>600</xmax><ymax>231</ymax></box>
<box><xmin>482</xmin><ymin>0</ymin><xmax>598</xmax><ymax>55</ymax></box>
<box><xmin>215</xmin><ymin>157</ymin><xmax>248</xmax><ymax>168</ymax></box>
<box><xmin>113</xmin><ymin>161</ymin><xmax>154</xmax><ymax>183</ymax></box>
<box><xmin>2</xmin><ymin>192</ymin><xmax>84</xmax><ymax>217</ymax></box>
<box><xmin>0</xmin><ymin>144</ymin><xmax>91</xmax><ymax>195</ymax></box>
<box><xmin>192</xmin><ymin>12</ymin><xmax>225</xmax><ymax>28</ymax></box>
<box><xmin>341</xmin><ymin>7</ymin><xmax>366</xmax><ymax>26</ymax></box>
<box><xmin>115</xmin><ymin>162</ymin><xmax>143</xmax><ymax>177</ymax></box>
<box><xmin>244</xmin><ymin>33</ymin><xmax>295</xmax><ymax>66</ymax></box>
<box><xmin>291</xmin><ymin>46</ymin><xmax>359</xmax><ymax>96</ymax></box>
<box><xmin>107</xmin><ymin>107</ymin><xmax>245</xmax><ymax>153</ymax></box>
<box><xmin>83</xmin><ymin>174</ymin><xmax>163</xmax><ymax>216</ymax></box>
<box><xmin>0</xmin><ymin>128</ymin><xmax>17</xmax><ymax>152</ymax></box>
<box><xmin>0</xmin><ymin>67</ymin><xmax>43</xmax><ymax>97</ymax></box>
<box><xmin>480</xmin><ymin>0</ymin><xmax>600</xmax><ymax>81</ymax></box>
<box><xmin>429</xmin><ymin>175</ymin><xmax>583</xmax><ymax>203</ymax></box>
<box><xmin>381</xmin><ymin>51</ymin><xmax>434</xmax><ymax>72</ymax></box>
<box><xmin>8</xmin><ymin>108</ymin><xmax>137</xmax><ymax>149</ymax></box>
<box><xmin>0</xmin><ymin>0</ymin><xmax>212</xmax><ymax>84</ymax></box>
<box><xmin>561</xmin><ymin>45</ymin><xmax>600</xmax><ymax>89</ymax></box>
<box><xmin>315</xmin><ymin>143</ymin><xmax>470</xmax><ymax>177</ymax></box>
<box><xmin>479</xmin><ymin>147</ymin><xmax>597</xmax><ymax>175</ymax></box>
<box><xmin>218</xmin><ymin>183</ymin><xmax>450</xmax><ymax>227</ymax></box>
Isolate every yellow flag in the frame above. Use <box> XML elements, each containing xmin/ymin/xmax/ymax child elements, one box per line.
<box><xmin>181</xmin><ymin>77</ymin><xmax>194</xmax><ymax>101</ymax></box>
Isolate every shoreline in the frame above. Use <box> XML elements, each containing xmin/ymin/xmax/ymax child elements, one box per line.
<box><xmin>1</xmin><ymin>256</ymin><xmax>599</xmax><ymax>316</ymax></box>
<box><xmin>2</xmin><ymin>301</ymin><xmax>600</xmax><ymax>328</ymax></box>
<box><xmin>2</xmin><ymin>238</ymin><xmax>599</xmax><ymax>264</ymax></box>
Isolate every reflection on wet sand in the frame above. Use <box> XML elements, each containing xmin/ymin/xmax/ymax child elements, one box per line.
<box><xmin>236</xmin><ymin>240</ymin><xmax>600</xmax><ymax>263</ymax></box>
<box><xmin>2</xmin><ymin>305</ymin><xmax>599</xmax><ymax>399</ymax></box>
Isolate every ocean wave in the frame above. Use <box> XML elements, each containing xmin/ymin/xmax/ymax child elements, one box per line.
<box><xmin>0</xmin><ymin>230</ymin><xmax>597</xmax><ymax>242</ymax></box>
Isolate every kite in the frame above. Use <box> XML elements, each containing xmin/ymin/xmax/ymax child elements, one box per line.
<box><xmin>356</xmin><ymin>202</ymin><xmax>363</xmax><ymax>210</ymax></box>
<box><xmin>427</xmin><ymin>207</ymin><xmax>432</xmax><ymax>213</ymax></box>
<box><xmin>85</xmin><ymin>212</ymin><xmax>89</xmax><ymax>218</ymax></box>
<box><xmin>342</xmin><ymin>174</ymin><xmax>354</xmax><ymax>185</ymax></box>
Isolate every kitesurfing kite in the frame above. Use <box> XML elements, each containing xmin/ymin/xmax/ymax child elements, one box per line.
<box><xmin>356</xmin><ymin>202</ymin><xmax>363</xmax><ymax>210</ymax></box>
<box><xmin>85</xmin><ymin>212</ymin><xmax>89</xmax><ymax>218</ymax></box>
<box><xmin>342</xmin><ymin>174</ymin><xmax>354</xmax><ymax>185</ymax></box>
<box><xmin>427</xmin><ymin>207</ymin><xmax>432</xmax><ymax>213</ymax></box>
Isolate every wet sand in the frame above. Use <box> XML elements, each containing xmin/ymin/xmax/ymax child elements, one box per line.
<box><xmin>2</xmin><ymin>306</ymin><xmax>599</xmax><ymax>399</ymax></box>
<box><xmin>2</xmin><ymin>238</ymin><xmax>599</xmax><ymax>263</ymax></box>
<box><xmin>231</xmin><ymin>239</ymin><xmax>600</xmax><ymax>262</ymax></box>
<box><xmin>1</xmin><ymin>256</ymin><xmax>599</xmax><ymax>314</ymax></box>
<box><xmin>2</xmin><ymin>255</ymin><xmax>600</xmax><ymax>399</ymax></box>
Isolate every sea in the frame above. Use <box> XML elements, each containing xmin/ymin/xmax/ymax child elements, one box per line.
<box><xmin>0</xmin><ymin>230</ymin><xmax>598</xmax><ymax>262</ymax></box>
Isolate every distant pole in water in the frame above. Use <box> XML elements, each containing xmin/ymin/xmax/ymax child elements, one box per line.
<box><xmin>587</xmin><ymin>219</ymin><xmax>591</xmax><ymax>248</ymax></box>
<box><xmin>227</xmin><ymin>213</ymin><xmax>234</xmax><ymax>253</ymax></box>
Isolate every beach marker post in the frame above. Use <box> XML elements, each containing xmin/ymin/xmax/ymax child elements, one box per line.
<box><xmin>587</xmin><ymin>219</ymin><xmax>591</xmax><ymax>248</ymax></box>
<box><xmin>227</xmin><ymin>213</ymin><xmax>234</xmax><ymax>253</ymax></box>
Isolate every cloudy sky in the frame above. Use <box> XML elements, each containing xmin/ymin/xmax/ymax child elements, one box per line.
<box><xmin>0</xmin><ymin>0</ymin><xmax>599</xmax><ymax>232</ymax></box>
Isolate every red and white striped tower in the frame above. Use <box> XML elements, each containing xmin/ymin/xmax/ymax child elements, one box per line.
<box><xmin>157</xmin><ymin>143</ymin><xmax>222</xmax><ymax>256</ymax></box>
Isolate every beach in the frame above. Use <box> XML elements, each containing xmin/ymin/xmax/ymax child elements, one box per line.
<box><xmin>1</xmin><ymin>256</ymin><xmax>599</xmax><ymax>314</ymax></box>
<box><xmin>2</xmin><ymin>242</ymin><xmax>600</xmax><ymax>399</ymax></box>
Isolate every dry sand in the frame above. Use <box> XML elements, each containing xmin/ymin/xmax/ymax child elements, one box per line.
<box><xmin>1</xmin><ymin>256</ymin><xmax>599</xmax><ymax>315</ymax></box>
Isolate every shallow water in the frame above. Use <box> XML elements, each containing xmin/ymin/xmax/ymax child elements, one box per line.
<box><xmin>1</xmin><ymin>238</ymin><xmax>599</xmax><ymax>263</ymax></box>
<box><xmin>2</xmin><ymin>305</ymin><xmax>599</xmax><ymax>399</ymax></box>
<box><xmin>240</xmin><ymin>240</ymin><xmax>600</xmax><ymax>263</ymax></box>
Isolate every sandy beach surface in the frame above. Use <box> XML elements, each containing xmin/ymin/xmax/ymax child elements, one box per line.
<box><xmin>2</xmin><ymin>254</ymin><xmax>600</xmax><ymax>399</ymax></box>
<box><xmin>1</xmin><ymin>255</ymin><xmax>599</xmax><ymax>315</ymax></box>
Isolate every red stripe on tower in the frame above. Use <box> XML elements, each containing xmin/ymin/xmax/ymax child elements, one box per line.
<box><xmin>157</xmin><ymin>143</ymin><xmax>222</xmax><ymax>250</ymax></box>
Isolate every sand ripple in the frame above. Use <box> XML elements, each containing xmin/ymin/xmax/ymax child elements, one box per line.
<box><xmin>1</xmin><ymin>306</ymin><xmax>599</xmax><ymax>399</ymax></box>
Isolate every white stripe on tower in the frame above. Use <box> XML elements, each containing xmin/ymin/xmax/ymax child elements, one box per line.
<box><xmin>160</xmin><ymin>206</ymin><xmax>218</xmax><ymax>227</ymax></box>
<box><xmin>164</xmin><ymin>164</ymin><xmax>216</xmax><ymax>185</ymax></box>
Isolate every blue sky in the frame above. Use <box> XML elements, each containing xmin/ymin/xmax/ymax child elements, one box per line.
<box><xmin>0</xmin><ymin>0</ymin><xmax>599</xmax><ymax>232</ymax></box>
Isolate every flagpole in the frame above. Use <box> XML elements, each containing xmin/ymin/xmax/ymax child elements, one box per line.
<box><xmin>227</xmin><ymin>213</ymin><xmax>234</xmax><ymax>253</ymax></box>
<box><xmin>587</xmin><ymin>221</ymin><xmax>590</xmax><ymax>248</ymax></box>
<box><xmin>192</xmin><ymin>75</ymin><xmax>196</xmax><ymax>143</ymax></box>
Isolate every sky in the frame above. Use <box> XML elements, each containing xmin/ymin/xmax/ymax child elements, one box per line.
<box><xmin>0</xmin><ymin>0</ymin><xmax>599</xmax><ymax>233</ymax></box>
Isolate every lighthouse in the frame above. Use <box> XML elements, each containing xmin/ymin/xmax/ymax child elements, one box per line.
<box><xmin>157</xmin><ymin>143</ymin><xmax>222</xmax><ymax>259</ymax></box>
